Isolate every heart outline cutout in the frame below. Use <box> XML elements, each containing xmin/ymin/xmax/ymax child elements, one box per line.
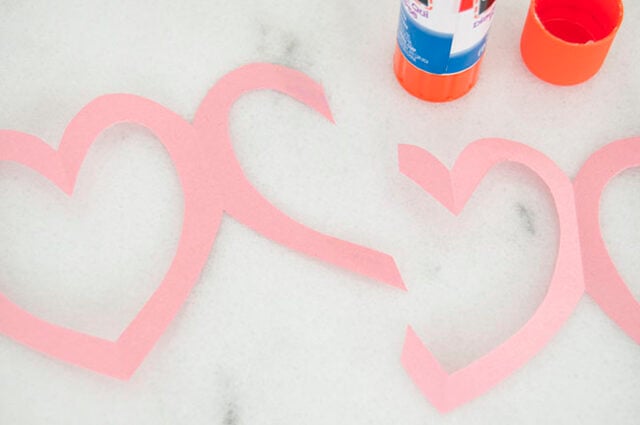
<box><xmin>574</xmin><ymin>137</ymin><xmax>640</xmax><ymax>344</ymax></box>
<box><xmin>193</xmin><ymin>63</ymin><xmax>404</xmax><ymax>290</ymax></box>
<box><xmin>0</xmin><ymin>94</ymin><xmax>220</xmax><ymax>379</ymax></box>
<box><xmin>398</xmin><ymin>139</ymin><xmax>584</xmax><ymax>412</ymax></box>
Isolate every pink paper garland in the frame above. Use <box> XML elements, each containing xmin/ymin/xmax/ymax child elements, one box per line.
<box><xmin>0</xmin><ymin>63</ymin><xmax>637</xmax><ymax>413</ymax></box>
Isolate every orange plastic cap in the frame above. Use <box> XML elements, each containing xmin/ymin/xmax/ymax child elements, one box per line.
<box><xmin>520</xmin><ymin>0</ymin><xmax>624</xmax><ymax>85</ymax></box>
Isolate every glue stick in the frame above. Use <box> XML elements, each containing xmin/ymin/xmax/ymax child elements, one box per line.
<box><xmin>394</xmin><ymin>0</ymin><xmax>497</xmax><ymax>102</ymax></box>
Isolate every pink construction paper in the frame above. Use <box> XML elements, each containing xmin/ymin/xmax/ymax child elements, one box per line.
<box><xmin>574</xmin><ymin>137</ymin><xmax>640</xmax><ymax>344</ymax></box>
<box><xmin>193</xmin><ymin>63</ymin><xmax>404</xmax><ymax>290</ymax></box>
<box><xmin>0</xmin><ymin>95</ymin><xmax>218</xmax><ymax>379</ymax></box>
<box><xmin>0</xmin><ymin>64</ymin><xmax>403</xmax><ymax>379</ymax></box>
<box><xmin>398</xmin><ymin>140</ymin><xmax>585</xmax><ymax>412</ymax></box>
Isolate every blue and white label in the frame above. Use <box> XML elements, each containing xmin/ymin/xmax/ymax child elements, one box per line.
<box><xmin>397</xmin><ymin>0</ymin><xmax>496</xmax><ymax>75</ymax></box>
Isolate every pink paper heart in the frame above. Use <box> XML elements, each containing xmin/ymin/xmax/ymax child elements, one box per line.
<box><xmin>398</xmin><ymin>139</ymin><xmax>584</xmax><ymax>412</ymax></box>
<box><xmin>574</xmin><ymin>137</ymin><xmax>640</xmax><ymax>344</ymax></box>
<box><xmin>0</xmin><ymin>94</ymin><xmax>219</xmax><ymax>379</ymax></box>
<box><xmin>0</xmin><ymin>64</ymin><xmax>403</xmax><ymax>378</ymax></box>
<box><xmin>194</xmin><ymin>63</ymin><xmax>404</xmax><ymax>290</ymax></box>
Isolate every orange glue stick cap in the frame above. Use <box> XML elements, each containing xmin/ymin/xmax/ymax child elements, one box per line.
<box><xmin>520</xmin><ymin>0</ymin><xmax>624</xmax><ymax>85</ymax></box>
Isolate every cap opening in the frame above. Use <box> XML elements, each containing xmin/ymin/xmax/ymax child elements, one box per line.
<box><xmin>534</xmin><ymin>0</ymin><xmax>622</xmax><ymax>44</ymax></box>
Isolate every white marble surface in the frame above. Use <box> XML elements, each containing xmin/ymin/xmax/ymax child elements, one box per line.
<box><xmin>0</xmin><ymin>0</ymin><xmax>639</xmax><ymax>423</ymax></box>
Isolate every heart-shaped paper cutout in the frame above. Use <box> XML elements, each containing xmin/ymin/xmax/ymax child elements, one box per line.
<box><xmin>574</xmin><ymin>137</ymin><xmax>640</xmax><ymax>344</ymax></box>
<box><xmin>193</xmin><ymin>63</ymin><xmax>404</xmax><ymax>290</ymax></box>
<box><xmin>398</xmin><ymin>139</ymin><xmax>584</xmax><ymax>412</ymax></box>
<box><xmin>0</xmin><ymin>64</ymin><xmax>403</xmax><ymax>378</ymax></box>
<box><xmin>0</xmin><ymin>94</ymin><xmax>219</xmax><ymax>379</ymax></box>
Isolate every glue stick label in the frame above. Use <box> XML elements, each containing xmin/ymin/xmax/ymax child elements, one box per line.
<box><xmin>397</xmin><ymin>0</ymin><xmax>496</xmax><ymax>75</ymax></box>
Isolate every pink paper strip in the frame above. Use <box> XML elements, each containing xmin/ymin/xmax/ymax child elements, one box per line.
<box><xmin>193</xmin><ymin>63</ymin><xmax>404</xmax><ymax>290</ymax></box>
<box><xmin>574</xmin><ymin>137</ymin><xmax>640</xmax><ymax>344</ymax></box>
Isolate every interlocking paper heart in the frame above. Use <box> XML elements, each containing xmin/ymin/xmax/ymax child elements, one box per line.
<box><xmin>193</xmin><ymin>64</ymin><xmax>403</xmax><ymax>289</ymax></box>
<box><xmin>0</xmin><ymin>63</ymin><xmax>403</xmax><ymax>379</ymax></box>
<box><xmin>575</xmin><ymin>137</ymin><xmax>640</xmax><ymax>344</ymax></box>
<box><xmin>398</xmin><ymin>140</ymin><xmax>585</xmax><ymax>412</ymax></box>
<box><xmin>0</xmin><ymin>95</ymin><xmax>217</xmax><ymax>379</ymax></box>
